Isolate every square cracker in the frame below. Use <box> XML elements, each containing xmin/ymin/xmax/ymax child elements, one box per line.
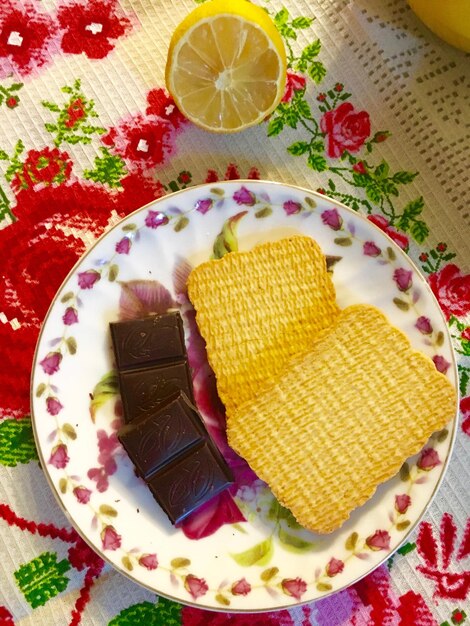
<box><xmin>187</xmin><ymin>236</ymin><xmax>339</xmax><ymax>417</ymax></box>
<box><xmin>227</xmin><ymin>304</ymin><xmax>457</xmax><ymax>534</ymax></box>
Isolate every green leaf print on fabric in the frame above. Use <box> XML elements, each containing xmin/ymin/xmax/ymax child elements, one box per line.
<box><xmin>42</xmin><ymin>79</ymin><xmax>106</xmax><ymax>147</ymax></box>
<box><xmin>84</xmin><ymin>147</ymin><xmax>128</xmax><ymax>188</ymax></box>
<box><xmin>108</xmin><ymin>598</ymin><xmax>181</xmax><ymax>625</ymax></box>
<box><xmin>0</xmin><ymin>418</ymin><xmax>38</xmax><ymax>466</ymax></box>
<box><xmin>14</xmin><ymin>552</ymin><xmax>71</xmax><ymax>608</ymax></box>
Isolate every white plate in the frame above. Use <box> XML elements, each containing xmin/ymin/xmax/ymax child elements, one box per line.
<box><xmin>31</xmin><ymin>180</ymin><xmax>458</xmax><ymax>611</ymax></box>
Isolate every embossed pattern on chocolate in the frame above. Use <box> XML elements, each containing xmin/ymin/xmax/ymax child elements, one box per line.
<box><xmin>119</xmin><ymin>362</ymin><xmax>194</xmax><ymax>422</ymax></box>
<box><xmin>147</xmin><ymin>440</ymin><xmax>232</xmax><ymax>524</ymax></box>
<box><xmin>118</xmin><ymin>391</ymin><xmax>206</xmax><ymax>479</ymax></box>
<box><xmin>110</xmin><ymin>312</ymin><xmax>233</xmax><ymax>525</ymax></box>
<box><xmin>110</xmin><ymin>312</ymin><xmax>185</xmax><ymax>369</ymax></box>
<box><xmin>110</xmin><ymin>311</ymin><xmax>193</xmax><ymax>423</ymax></box>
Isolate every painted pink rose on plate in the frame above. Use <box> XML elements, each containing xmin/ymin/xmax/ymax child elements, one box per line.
<box><xmin>101</xmin><ymin>525</ymin><xmax>121</xmax><ymax>551</ymax></box>
<box><xmin>184</xmin><ymin>574</ymin><xmax>208</xmax><ymax>600</ymax></box>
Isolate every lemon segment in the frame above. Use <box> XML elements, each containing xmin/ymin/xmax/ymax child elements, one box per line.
<box><xmin>165</xmin><ymin>0</ymin><xmax>287</xmax><ymax>133</ymax></box>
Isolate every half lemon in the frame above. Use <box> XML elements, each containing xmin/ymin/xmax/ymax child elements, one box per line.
<box><xmin>165</xmin><ymin>0</ymin><xmax>287</xmax><ymax>133</ymax></box>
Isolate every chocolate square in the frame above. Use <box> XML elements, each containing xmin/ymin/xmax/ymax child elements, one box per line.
<box><xmin>110</xmin><ymin>312</ymin><xmax>185</xmax><ymax>370</ymax></box>
<box><xmin>118</xmin><ymin>392</ymin><xmax>205</xmax><ymax>479</ymax></box>
<box><xmin>119</xmin><ymin>361</ymin><xmax>194</xmax><ymax>423</ymax></box>
<box><xmin>146</xmin><ymin>440</ymin><xmax>233</xmax><ymax>525</ymax></box>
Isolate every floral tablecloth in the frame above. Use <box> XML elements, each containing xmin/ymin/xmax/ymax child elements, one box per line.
<box><xmin>0</xmin><ymin>0</ymin><xmax>469</xmax><ymax>624</ymax></box>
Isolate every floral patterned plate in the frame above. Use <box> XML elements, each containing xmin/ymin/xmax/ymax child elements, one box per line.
<box><xmin>31</xmin><ymin>180</ymin><xmax>458</xmax><ymax>612</ymax></box>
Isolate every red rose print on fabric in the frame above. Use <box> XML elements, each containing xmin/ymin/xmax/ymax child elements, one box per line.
<box><xmin>102</xmin><ymin>113</ymin><xmax>175</xmax><ymax>173</ymax></box>
<box><xmin>181</xmin><ymin>607</ymin><xmax>294</xmax><ymax>626</ymax></box>
<box><xmin>67</xmin><ymin>535</ymin><xmax>103</xmax><ymax>572</ymax></box>
<box><xmin>12</xmin><ymin>147</ymin><xmax>72</xmax><ymax>191</ymax></box>
<box><xmin>0</xmin><ymin>1</ymin><xmax>58</xmax><ymax>78</ymax></box>
<box><xmin>367</xmin><ymin>213</ymin><xmax>409</xmax><ymax>251</ymax></box>
<box><xmin>57</xmin><ymin>0</ymin><xmax>132</xmax><ymax>60</ymax></box>
<box><xmin>11</xmin><ymin>175</ymin><xmax>163</xmax><ymax>239</ymax></box>
<box><xmin>428</xmin><ymin>264</ymin><xmax>470</xmax><ymax>319</ymax></box>
<box><xmin>461</xmin><ymin>396</ymin><xmax>470</xmax><ymax>437</ymax></box>
<box><xmin>0</xmin><ymin>220</ymin><xmax>86</xmax><ymax>324</ymax></box>
<box><xmin>282</xmin><ymin>70</ymin><xmax>306</xmax><ymax>102</ymax></box>
<box><xmin>416</xmin><ymin>512</ymin><xmax>470</xmax><ymax>600</ymax></box>
<box><xmin>64</xmin><ymin>98</ymin><xmax>86</xmax><ymax>128</ymax></box>
<box><xmin>320</xmin><ymin>102</ymin><xmax>371</xmax><ymax>158</ymax></box>
<box><xmin>0</xmin><ymin>606</ymin><xmax>14</xmax><ymax>626</ymax></box>
<box><xmin>0</xmin><ymin>322</ymin><xmax>38</xmax><ymax>419</ymax></box>
<box><xmin>146</xmin><ymin>88</ymin><xmax>186</xmax><ymax>129</ymax></box>
<box><xmin>204</xmin><ymin>163</ymin><xmax>260</xmax><ymax>183</ymax></box>
<box><xmin>348</xmin><ymin>565</ymin><xmax>438</xmax><ymax>626</ymax></box>
<box><xmin>0</xmin><ymin>219</ymin><xmax>86</xmax><ymax>415</ymax></box>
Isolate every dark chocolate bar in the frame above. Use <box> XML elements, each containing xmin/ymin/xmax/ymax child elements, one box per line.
<box><xmin>110</xmin><ymin>311</ymin><xmax>193</xmax><ymax>423</ymax></box>
<box><xmin>119</xmin><ymin>362</ymin><xmax>193</xmax><ymax>423</ymax></box>
<box><xmin>110</xmin><ymin>312</ymin><xmax>233</xmax><ymax>526</ymax></box>
<box><xmin>147</xmin><ymin>439</ymin><xmax>233</xmax><ymax>525</ymax></box>
<box><xmin>110</xmin><ymin>312</ymin><xmax>185</xmax><ymax>370</ymax></box>
<box><xmin>118</xmin><ymin>391</ymin><xmax>206</xmax><ymax>480</ymax></box>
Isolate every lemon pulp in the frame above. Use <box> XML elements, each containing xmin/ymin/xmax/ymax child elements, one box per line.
<box><xmin>165</xmin><ymin>0</ymin><xmax>287</xmax><ymax>133</ymax></box>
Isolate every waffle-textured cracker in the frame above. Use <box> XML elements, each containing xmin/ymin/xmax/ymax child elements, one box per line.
<box><xmin>228</xmin><ymin>304</ymin><xmax>457</xmax><ymax>534</ymax></box>
<box><xmin>187</xmin><ymin>236</ymin><xmax>339</xmax><ymax>417</ymax></box>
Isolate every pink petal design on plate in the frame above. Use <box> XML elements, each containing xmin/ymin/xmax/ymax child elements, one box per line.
<box><xmin>184</xmin><ymin>574</ymin><xmax>208</xmax><ymax>599</ymax></box>
<box><xmin>366</xmin><ymin>530</ymin><xmax>391</xmax><ymax>551</ymax></box>
<box><xmin>62</xmin><ymin>307</ymin><xmax>79</xmax><ymax>325</ymax></box>
<box><xmin>363</xmin><ymin>241</ymin><xmax>381</xmax><ymax>257</ymax></box>
<box><xmin>46</xmin><ymin>396</ymin><xmax>63</xmax><ymax>416</ymax></box>
<box><xmin>118</xmin><ymin>279</ymin><xmax>177</xmax><ymax>320</ymax></box>
<box><xmin>415</xmin><ymin>316</ymin><xmax>433</xmax><ymax>334</ymax></box>
<box><xmin>145</xmin><ymin>210</ymin><xmax>169</xmax><ymax>229</ymax></box>
<box><xmin>179</xmin><ymin>490</ymin><xmax>245</xmax><ymax>540</ymax></box>
<box><xmin>432</xmin><ymin>355</ymin><xmax>451</xmax><ymax>374</ymax></box>
<box><xmin>393</xmin><ymin>268</ymin><xmax>413</xmax><ymax>292</ymax></box>
<box><xmin>48</xmin><ymin>444</ymin><xmax>69</xmax><ymax>469</ymax></box>
<box><xmin>233</xmin><ymin>186</ymin><xmax>256</xmax><ymax>206</ymax></box>
<box><xmin>115</xmin><ymin>237</ymin><xmax>131</xmax><ymax>254</ymax></box>
<box><xmin>138</xmin><ymin>553</ymin><xmax>158</xmax><ymax>570</ymax></box>
<box><xmin>40</xmin><ymin>351</ymin><xmax>62</xmax><ymax>375</ymax></box>
<box><xmin>77</xmin><ymin>269</ymin><xmax>101</xmax><ymax>289</ymax></box>
<box><xmin>281</xmin><ymin>577</ymin><xmax>307</xmax><ymax>600</ymax></box>
<box><xmin>195</xmin><ymin>198</ymin><xmax>213</xmax><ymax>214</ymax></box>
<box><xmin>283</xmin><ymin>200</ymin><xmax>302</xmax><ymax>215</ymax></box>
<box><xmin>417</xmin><ymin>448</ymin><xmax>441</xmax><ymax>471</ymax></box>
<box><xmin>231</xmin><ymin>577</ymin><xmax>251</xmax><ymax>596</ymax></box>
<box><xmin>101</xmin><ymin>525</ymin><xmax>121</xmax><ymax>551</ymax></box>
<box><xmin>395</xmin><ymin>493</ymin><xmax>412</xmax><ymax>514</ymax></box>
<box><xmin>73</xmin><ymin>486</ymin><xmax>92</xmax><ymax>504</ymax></box>
<box><xmin>326</xmin><ymin>557</ymin><xmax>344</xmax><ymax>577</ymax></box>
<box><xmin>321</xmin><ymin>208</ymin><xmax>342</xmax><ymax>230</ymax></box>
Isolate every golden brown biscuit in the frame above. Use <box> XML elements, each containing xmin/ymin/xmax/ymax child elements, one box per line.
<box><xmin>187</xmin><ymin>236</ymin><xmax>339</xmax><ymax>417</ymax></box>
<box><xmin>228</xmin><ymin>304</ymin><xmax>457</xmax><ymax>534</ymax></box>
